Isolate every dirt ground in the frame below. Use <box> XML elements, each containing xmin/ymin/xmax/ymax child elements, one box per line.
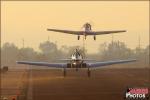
<box><xmin>32</xmin><ymin>68</ymin><xmax>149</xmax><ymax>100</ymax></box>
<box><xmin>1</xmin><ymin>68</ymin><xmax>28</xmax><ymax>100</ymax></box>
<box><xmin>1</xmin><ymin>67</ymin><xmax>150</xmax><ymax>100</ymax></box>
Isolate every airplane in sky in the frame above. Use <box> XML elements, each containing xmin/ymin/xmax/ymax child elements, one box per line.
<box><xmin>17</xmin><ymin>49</ymin><xmax>136</xmax><ymax>77</ymax></box>
<box><xmin>47</xmin><ymin>23</ymin><xmax>126</xmax><ymax>40</ymax></box>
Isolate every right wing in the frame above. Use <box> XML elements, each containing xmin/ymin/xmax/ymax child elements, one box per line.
<box><xmin>47</xmin><ymin>28</ymin><xmax>84</xmax><ymax>35</ymax></box>
<box><xmin>16</xmin><ymin>61</ymin><xmax>67</xmax><ymax>68</ymax></box>
<box><xmin>88</xmin><ymin>30</ymin><xmax>126</xmax><ymax>35</ymax></box>
<box><xmin>87</xmin><ymin>59</ymin><xmax>136</xmax><ymax>68</ymax></box>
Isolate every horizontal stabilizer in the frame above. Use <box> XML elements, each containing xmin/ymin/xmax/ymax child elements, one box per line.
<box><xmin>57</xmin><ymin>59</ymin><xmax>96</xmax><ymax>61</ymax></box>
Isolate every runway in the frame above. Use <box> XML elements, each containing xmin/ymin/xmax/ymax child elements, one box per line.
<box><xmin>1</xmin><ymin>67</ymin><xmax>149</xmax><ymax>100</ymax></box>
<box><xmin>28</xmin><ymin>68</ymin><xmax>149</xmax><ymax>100</ymax></box>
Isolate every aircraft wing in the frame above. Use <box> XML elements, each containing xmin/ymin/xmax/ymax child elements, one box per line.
<box><xmin>16</xmin><ymin>61</ymin><xmax>67</xmax><ymax>68</ymax></box>
<box><xmin>88</xmin><ymin>30</ymin><xmax>126</xmax><ymax>35</ymax></box>
<box><xmin>87</xmin><ymin>59</ymin><xmax>136</xmax><ymax>68</ymax></box>
<box><xmin>47</xmin><ymin>29</ymin><xmax>83</xmax><ymax>35</ymax></box>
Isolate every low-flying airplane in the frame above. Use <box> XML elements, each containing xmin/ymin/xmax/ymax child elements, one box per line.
<box><xmin>47</xmin><ymin>23</ymin><xmax>126</xmax><ymax>40</ymax></box>
<box><xmin>17</xmin><ymin>49</ymin><xmax>136</xmax><ymax>77</ymax></box>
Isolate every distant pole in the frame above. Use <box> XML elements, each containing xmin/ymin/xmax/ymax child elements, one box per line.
<box><xmin>82</xmin><ymin>36</ymin><xmax>86</xmax><ymax>58</ymax></box>
<box><xmin>138</xmin><ymin>35</ymin><xmax>141</xmax><ymax>49</ymax></box>
<box><xmin>22</xmin><ymin>38</ymin><xmax>24</xmax><ymax>48</ymax></box>
<box><xmin>112</xmin><ymin>34</ymin><xmax>114</xmax><ymax>51</ymax></box>
<box><xmin>137</xmin><ymin>35</ymin><xmax>141</xmax><ymax>57</ymax></box>
<box><xmin>112</xmin><ymin>34</ymin><xmax>114</xmax><ymax>43</ymax></box>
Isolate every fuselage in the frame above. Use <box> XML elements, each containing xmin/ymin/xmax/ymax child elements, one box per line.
<box><xmin>71</xmin><ymin>49</ymin><xmax>83</xmax><ymax>65</ymax></box>
<box><xmin>78</xmin><ymin>23</ymin><xmax>90</xmax><ymax>40</ymax></box>
<box><xmin>84</xmin><ymin>23</ymin><xmax>92</xmax><ymax>32</ymax></box>
<box><xmin>83</xmin><ymin>23</ymin><xmax>92</xmax><ymax>36</ymax></box>
<box><xmin>67</xmin><ymin>49</ymin><xmax>87</xmax><ymax>69</ymax></box>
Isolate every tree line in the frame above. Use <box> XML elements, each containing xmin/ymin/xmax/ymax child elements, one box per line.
<box><xmin>1</xmin><ymin>40</ymin><xmax>149</xmax><ymax>67</ymax></box>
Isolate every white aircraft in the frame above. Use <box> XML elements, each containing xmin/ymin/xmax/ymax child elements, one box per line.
<box><xmin>17</xmin><ymin>49</ymin><xmax>136</xmax><ymax>77</ymax></box>
<box><xmin>47</xmin><ymin>23</ymin><xmax>126</xmax><ymax>40</ymax></box>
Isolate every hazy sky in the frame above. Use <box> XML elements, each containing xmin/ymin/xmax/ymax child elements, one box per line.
<box><xmin>1</xmin><ymin>1</ymin><xmax>149</xmax><ymax>53</ymax></box>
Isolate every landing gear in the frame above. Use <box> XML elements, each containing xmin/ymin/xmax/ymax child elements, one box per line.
<box><xmin>94</xmin><ymin>35</ymin><xmax>96</xmax><ymax>40</ymax></box>
<box><xmin>84</xmin><ymin>36</ymin><xmax>87</xmax><ymax>40</ymax></box>
<box><xmin>87</xmin><ymin>68</ymin><xmax>91</xmax><ymax>77</ymax></box>
<box><xmin>63</xmin><ymin>68</ymin><xmax>66</xmax><ymax>77</ymax></box>
<box><xmin>78</xmin><ymin>35</ymin><xmax>80</xmax><ymax>40</ymax></box>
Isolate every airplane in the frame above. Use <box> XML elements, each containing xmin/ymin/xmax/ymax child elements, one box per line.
<box><xmin>16</xmin><ymin>49</ymin><xmax>136</xmax><ymax>77</ymax></box>
<box><xmin>47</xmin><ymin>23</ymin><xmax>126</xmax><ymax>40</ymax></box>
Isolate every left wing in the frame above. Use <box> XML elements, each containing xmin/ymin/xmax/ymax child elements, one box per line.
<box><xmin>47</xmin><ymin>29</ymin><xmax>84</xmax><ymax>35</ymax></box>
<box><xmin>87</xmin><ymin>30</ymin><xmax>126</xmax><ymax>35</ymax></box>
<box><xmin>16</xmin><ymin>61</ymin><xmax>67</xmax><ymax>68</ymax></box>
<box><xmin>87</xmin><ymin>59</ymin><xmax>136</xmax><ymax>68</ymax></box>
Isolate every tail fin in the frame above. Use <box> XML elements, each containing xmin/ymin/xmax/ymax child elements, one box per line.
<box><xmin>57</xmin><ymin>59</ymin><xmax>96</xmax><ymax>61</ymax></box>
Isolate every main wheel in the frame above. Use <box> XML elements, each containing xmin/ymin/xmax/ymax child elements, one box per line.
<box><xmin>63</xmin><ymin>68</ymin><xmax>66</xmax><ymax>77</ymax></box>
<box><xmin>87</xmin><ymin>68</ymin><xmax>91</xmax><ymax>77</ymax></box>
<box><xmin>94</xmin><ymin>35</ymin><xmax>96</xmax><ymax>40</ymax></box>
<box><xmin>78</xmin><ymin>35</ymin><xmax>80</xmax><ymax>40</ymax></box>
<box><xmin>84</xmin><ymin>36</ymin><xmax>87</xmax><ymax>40</ymax></box>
